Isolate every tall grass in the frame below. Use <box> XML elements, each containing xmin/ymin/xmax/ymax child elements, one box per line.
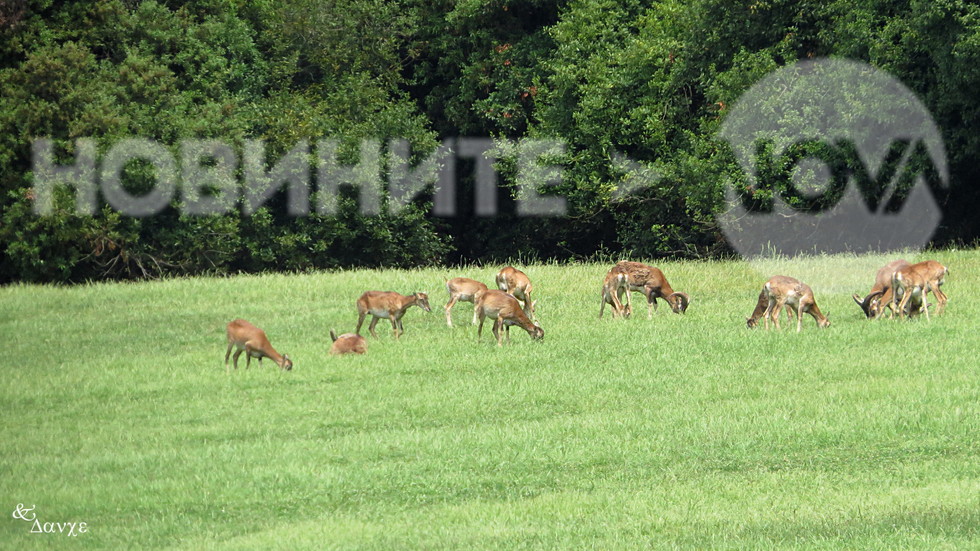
<box><xmin>1</xmin><ymin>250</ymin><xmax>978</xmax><ymax>549</ymax></box>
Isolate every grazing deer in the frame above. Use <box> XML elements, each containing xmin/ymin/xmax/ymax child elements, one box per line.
<box><xmin>475</xmin><ymin>289</ymin><xmax>544</xmax><ymax>346</ymax></box>
<box><xmin>892</xmin><ymin>267</ymin><xmax>929</xmax><ymax>320</ymax></box>
<box><xmin>615</xmin><ymin>261</ymin><xmax>690</xmax><ymax>319</ymax></box>
<box><xmin>355</xmin><ymin>291</ymin><xmax>431</xmax><ymax>339</ymax></box>
<box><xmin>917</xmin><ymin>260</ymin><xmax>948</xmax><ymax>315</ymax></box>
<box><xmin>599</xmin><ymin>266</ymin><xmax>631</xmax><ymax>319</ymax></box>
<box><xmin>853</xmin><ymin>259</ymin><xmax>910</xmax><ymax>319</ymax></box>
<box><xmin>495</xmin><ymin>266</ymin><xmax>537</xmax><ymax>321</ymax></box>
<box><xmin>444</xmin><ymin>277</ymin><xmax>489</xmax><ymax>327</ymax></box>
<box><xmin>225</xmin><ymin>319</ymin><xmax>293</xmax><ymax>373</ymax></box>
<box><xmin>879</xmin><ymin>260</ymin><xmax>948</xmax><ymax>320</ymax></box>
<box><xmin>761</xmin><ymin>276</ymin><xmax>830</xmax><ymax>332</ymax></box>
<box><xmin>889</xmin><ymin>262</ymin><xmax>940</xmax><ymax>320</ymax></box>
<box><xmin>329</xmin><ymin>330</ymin><xmax>367</xmax><ymax>355</ymax></box>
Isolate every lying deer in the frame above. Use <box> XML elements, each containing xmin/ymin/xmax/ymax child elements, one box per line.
<box><xmin>760</xmin><ymin>276</ymin><xmax>830</xmax><ymax>332</ymax></box>
<box><xmin>599</xmin><ymin>265</ymin><xmax>631</xmax><ymax>319</ymax></box>
<box><xmin>475</xmin><ymin>289</ymin><xmax>544</xmax><ymax>346</ymax></box>
<box><xmin>853</xmin><ymin>259</ymin><xmax>910</xmax><ymax>319</ymax></box>
<box><xmin>355</xmin><ymin>291</ymin><xmax>431</xmax><ymax>339</ymax></box>
<box><xmin>615</xmin><ymin>261</ymin><xmax>690</xmax><ymax>318</ymax></box>
<box><xmin>329</xmin><ymin>330</ymin><xmax>367</xmax><ymax>355</ymax></box>
<box><xmin>225</xmin><ymin>319</ymin><xmax>293</xmax><ymax>373</ymax></box>
<box><xmin>495</xmin><ymin>266</ymin><xmax>537</xmax><ymax>321</ymax></box>
<box><xmin>444</xmin><ymin>277</ymin><xmax>488</xmax><ymax>327</ymax></box>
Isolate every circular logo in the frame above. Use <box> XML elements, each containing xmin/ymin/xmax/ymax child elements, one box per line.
<box><xmin>717</xmin><ymin>58</ymin><xmax>946</xmax><ymax>263</ymax></box>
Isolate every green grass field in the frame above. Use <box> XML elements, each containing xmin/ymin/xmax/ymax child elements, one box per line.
<box><xmin>2</xmin><ymin>250</ymin><xmax>979</xmax><ymax>549</ymax></box>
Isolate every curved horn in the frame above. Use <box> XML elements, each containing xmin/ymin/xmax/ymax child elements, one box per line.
<box><xmin>330</xmin><ymin>329</ymin><xmax>338</xmax><ymax>342</ymax></box>
<box><xmin>668</xmin><ymin>292</ymin><xmax>690</xmax><ymax>313</ymax></box>
<box><xmin>859</xmin><ymin>290</ymin><xmax>884</xmax><ymax>318</ymax></box>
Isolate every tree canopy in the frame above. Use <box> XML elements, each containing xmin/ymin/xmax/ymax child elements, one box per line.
<box><xmin>2</xmin><ymin>0</ymin><xmax>978</xmax><ymax>282</ymax></box>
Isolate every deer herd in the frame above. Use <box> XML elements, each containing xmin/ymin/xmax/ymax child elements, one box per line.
<box><xmin>224</xmin><ymin>258</ymin><xmax>949</xmax><ymax>370</ymax></box>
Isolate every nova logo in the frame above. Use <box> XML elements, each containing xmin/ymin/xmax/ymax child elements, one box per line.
<box><xmin>718</xmin><ymin>58</ymin><xmax>947</xmax><ymax>259</ymax></box>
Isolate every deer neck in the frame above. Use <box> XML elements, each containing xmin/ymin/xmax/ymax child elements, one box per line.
<box><xmin>264</xmin><ymin>347</ymin><xmax>285</xmax><ymax>367</ymax></box>
<box><xmin>806</xmin><ymin>302</ymin><xmax>828</xmax><ymax>325</ymax></box>
<box><xmin>506</xmin><ymin>309</ymin><xmax>535</xmax><ymax>331</ymax></box>
<box><xmin>749</xmin><ymin>291</ymin><xmax>768</xmax><ymax>322</ymax></box>
<box><xmin>397</xmin><ymin>294</ymin><xmax>418</xmax><ymax>313</ymax></box>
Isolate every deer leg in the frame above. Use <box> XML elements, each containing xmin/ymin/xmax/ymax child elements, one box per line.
<box><xmin>368</xmin><ymin>316</ymin><xmax>380</xmax><ymax>338</ymax></box>
<box><xmin>445</xmin><ymin>296</ymin><xmax>458</xmax><ymax>327</ymax></box>
<box><xmin>472</xmin><ymin>303</ymin><xmax>481</xmax><ymax>325</ymax></box>
<box><xmin>355</xmin><ymin>311</ymin><xmax>367</xmax><ymax>335</ymax></box>
<box><xmin>245</xmin><ymin>345</ymin><xmax>253</xmax><ymax>369</ymax></box>
<box><xmin>896</xmin><ymin>291</ymin><xmax>911</xmax><ymax>320</ymax></box>
<box><xmin>935</xmin><ymin>289</ymin><xmax>947</xmax><ymax>315</ymax></box>
<box><xmin>477</xmin><ymin>311</ymin><xmax>485</xmax><ymax>342</ymax></box>
<box><xmin>773</xmin><ymin>300</ymin><xmax>785</xmax><ymax>330</ymax></box>
<box><xmin>763</xmin><ymin>300</ymin><xmax>774</xmax><ymax>330</ymax></box>
<box><xmin>894</xmin><ymin>286</ymin><xmax>906</xmax><ymax>319</ymax></box>
<box><xmin>232</xmin><ymin>348</ymin><xmax>242</xmax><ymax>370</ymax></box>
<box><xmin>390</xmin><ymin>315</ymin><xmax>400</xmax><ymax>339</ymax></box>
<box><xmin>505</xmin><ymin>324</ymin><xmax>511</xmax><ymax>344</ymax></box>
<box><xmin>524</xmin><ymin>294</ymin><xmax>536</xmax><ymax>322</ymax></box>
<box><xmin>612</xmin><ymin>290</ymin><xmax>625</xmax><ymax>318</ymax></box>
<box><xmin>931</xmin><ymin>285</ymin><xmax>947</xmax><ymax>315</ymax></box>
<box><xmin>599</xmin><ymin>293</ymin><xmax>607</xmax><ymax>319</ymax></box>
<box><xmin>797</xmin><ymin>302</ymin><xmax>804</xmax><ymax>333</ymax></box>
<box><xmin>225</xmin><ymin>343</ymin><xmax>233</xmax><ymax>373</ymax></box>
<box><xmin>877</xmin><ymin>288</ymin><xmax>891</xmax><ymax>319</ymax></box>
<box><xmin>493</xmin><ymin>318</ymin><xmax>503</xmax><ymax>347</ymax></box>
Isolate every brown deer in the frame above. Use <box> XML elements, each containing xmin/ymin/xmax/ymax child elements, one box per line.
<box><xmin>853</xmin><ymin>259</ymin><xmax>910</xmax><ymax>319</ymax></box>
<box><xmin>615</xmin><ymin>261</ymin><xmax>690</xmax><ymax>319</ymax></box>
<box><xmin>889</xmin><ymin>262</ymin><xmax>940</xmax><ymax>320</ymax></box>
<box><xmin>444</xmin><ymin>277</ymin><xmax>489</xmax><ymax>327</ymax></box>
<box><xmin>475</xmin><ymin>289</ymin><xmax>544</xmax><ymax>346</ymax></box>
<box><xmin>329</xmin><ymin>330</ymin><xmax>367</xmax><ymax>355</ymax></box>
<box><xmin>355</xmin><ymin>291</ymin><xmax>431</xmax><ymax>339</ymax></box>
<box><xmin>917</xmin><ymin>260</ymin><xmax>948</xmax><ymax>315</ymax></box>
<box><xmin>225</xmin><ymin>319</ymin><xmax>293</xmax><ymax>373</ymax></box>
<box><xmin>761</xmin><ymin>276</ymin><xmax>830</xmax><ymax>332</ymax></box>
<box><xmin>495</xmin><ymin>266</ymin><xmax>537</xmax><ymax>321</ymax></box>
<box><xmin>879</xmin><ymin>260</ymin><xmax>948</xmax><ymax>320</ymax></box>
<box><xmin>599</xmin><ymin>265</ymin><xmax>631</xmax><ymax>319</ymax></box>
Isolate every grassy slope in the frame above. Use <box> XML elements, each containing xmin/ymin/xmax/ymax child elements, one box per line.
<box><xmin>1</xmin><ymin>250</ymin><xmax>978</xmax><ymax>549</ymax></box>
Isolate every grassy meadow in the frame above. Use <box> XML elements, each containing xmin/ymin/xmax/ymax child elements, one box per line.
<box><xmin>1</xmin><ymin>250</ymin><xmax>979</xmax><ymax>549</ymax></box>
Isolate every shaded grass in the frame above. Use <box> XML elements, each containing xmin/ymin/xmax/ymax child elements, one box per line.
<box><xmin>1</xmin><ymin>250</ymin><xmax>978</xmax><ymax>549</ymax></box>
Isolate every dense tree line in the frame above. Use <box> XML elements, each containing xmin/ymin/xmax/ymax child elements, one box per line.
<box><xmin>2</xmin><ymin>0</ymin><xmax>978</xmax><ymax>282</ymax></box>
